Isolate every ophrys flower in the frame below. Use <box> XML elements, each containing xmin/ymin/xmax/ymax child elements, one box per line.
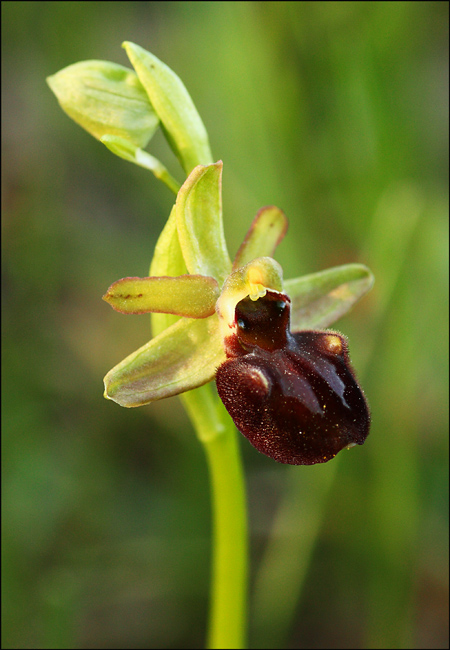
<box><xmin>103</xmin><ymin>161</ymin><xmax>372</xmax><ymax>465</ymax></box>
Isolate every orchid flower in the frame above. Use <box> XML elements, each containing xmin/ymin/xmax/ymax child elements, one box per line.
<box><xmin>102</xmin><ymin>161</ymin><xmax>372</xmax><ymax>465</ymax></box>
<box><xmin>48</xmin><ymin>40</ymin><xmax>374</xmax><ymax>649</ymax></box>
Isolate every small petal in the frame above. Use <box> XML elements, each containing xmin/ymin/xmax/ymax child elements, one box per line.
<box><xmin>233</xmin><ymin>206</ymin><xmax>288</xmax><ymax>271</ymax></box>
<box><xmin>104</xmin><ymin>315</ymin><xmax>225</xmax><ymax>407</ymax></box>
<box><xmin>285</xmin><ymin>263</ymin><xmax>374</xmax><ymax>331</ymax></box>
<box><xmin>47</xmin><ymin>60</ymin><xmax>159</xmax><ymax>147</ymax></box>
<box><xmin>176</xmin><ymin>162</ymin><xmax>232</xmax><ymax>284</ymax></box>
<box><xmin>123</xmin><ymin>41</ymin><xmax>212</xmax><ymax>174</ymax></box>
<box><xmin>103</xmin><ymin>274</ymin><xmax>219</xmax><ymax>317</ymax></box>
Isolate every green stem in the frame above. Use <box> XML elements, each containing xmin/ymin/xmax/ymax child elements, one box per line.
<box><xmin>181</xmin><ymin>385</ymin><xmax>248</xmax><ymax>649</ymax></box>
<box><xmin>204</xmin><ymin>419</ymin><xmax>248</xmax><ymax>649</ymax></box>
<box><xmin>100</xmin><ymin>137</ymin><xmax>182</xmax><ymax>195</ymax></box>
<box><xmin>134</xmin><ymin>148</ymin><xmax>181</xmax><ymax>195</ymax></box>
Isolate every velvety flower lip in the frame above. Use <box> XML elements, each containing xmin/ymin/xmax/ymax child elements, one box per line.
<box><xmin>216</xmin><ymin>290</ymin><xmax>370</xmax><ymax>465</ymax></box>
<box><xmin>102</xmin><ymin>161</ymin><xmax>374</xmax><ymax>449</ymax></box>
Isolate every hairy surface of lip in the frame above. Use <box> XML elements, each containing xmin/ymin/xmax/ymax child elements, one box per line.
<box><xmin>216</xmin><ymin>291</ymin><xmax>370</xmax><ymax>465</ymax></box>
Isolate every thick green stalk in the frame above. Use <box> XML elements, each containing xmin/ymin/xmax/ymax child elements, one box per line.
<box><xmin>181</xmin><ymin>386</ymin><xmax>248</xmax><ymax>649</ymax></box>
<box><xmin>203</xmin><ymin>420</ymin><xmax>248</xmax><ymax>649</ymax></box>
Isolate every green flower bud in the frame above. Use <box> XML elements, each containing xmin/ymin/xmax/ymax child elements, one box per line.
<box><xmin>47</xmin><ymin>60</ymin><xmax>159</xmax><ymax>148</ymax></box>
<box><xmin>123</xmin><ymin>42</ymin><xmax>213</xmax><ymax>174</ymax></box>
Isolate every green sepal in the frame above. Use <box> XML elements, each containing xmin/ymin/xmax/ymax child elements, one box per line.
<box><xmin>149</xmin><ymin>205</ymin><xmax>187</xmax><ymax>336</ymax></box>
<box><xmin>123</xmin><ymin>41</ymin><xmax>213</xmax><ymax>174</ymax></box>
<box><xmin>233</xmin><ymin>206</ymin><xmax>288</xmax><ymax>270</ymax></box>
<box><xmin>150</xmin><ymin>205</ymin><xmax>186</xmax><ymax>277</ymax></box>
<box><xmin>285</xmin><ymin>263</ymin><xmax>374</xmax><ymax>330</ymax></box>
<box><xmin>47</xmin><ymin>60</ymin><xmax>159</xmax><ymax>147</ymax></box>
<box><xmin>103</xmin><ymin>274</ymin><xmax>219</xmax><ymax>317</ymax></box>
<box><xmin>103</xmin><ymin>315</ymin><xmax>225</xmax><ymax>407</ymax></box>
<box><xmin>176</xmin><ymin>162</ymin><xmax>231</xmax><ymax>284</ymax></box>
<box><xmin>100</xmin><ymin>135</ymin><xmax>180</xmax><ymax>194</ymax></box>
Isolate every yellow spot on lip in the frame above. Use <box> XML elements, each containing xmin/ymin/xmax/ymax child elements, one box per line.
<box><xmin>322</xmin><ymin>334</ymin><xmax>343</xmax><ymax>355</ymax></box>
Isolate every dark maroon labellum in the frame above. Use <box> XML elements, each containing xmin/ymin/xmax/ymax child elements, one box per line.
<box><xmin>216</xmin><ymin>291</ymin><xmax>370</xmax><ymax>465</ymax></box>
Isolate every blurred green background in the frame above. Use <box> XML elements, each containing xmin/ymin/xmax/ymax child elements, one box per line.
<box><xmin>2</xmin><ymin>2</ymin><xmax>448</xmax><ymax>648</ymax></box>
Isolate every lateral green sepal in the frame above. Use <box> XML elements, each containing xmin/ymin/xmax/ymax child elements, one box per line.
<box><xmin>285</xmin><ymin>263</ymin><xmax>374</xmax><ymax>330</ymax></box>
<box><xmin>103</xmin><ymin>315</ymin><xmax>224</xmax><ymax>407</ymax></box>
